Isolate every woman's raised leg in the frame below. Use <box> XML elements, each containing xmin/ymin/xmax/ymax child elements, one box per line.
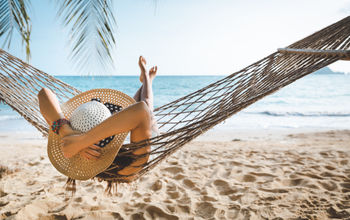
<box><xmin>117</xmin><ymin>56</ymin><xmax>157</xmax><ymax>176</ymax></box>
<box><xmin>133</xmin><ymin>56</ymin><xmax>157</xmax><ymax>103</ymax></box>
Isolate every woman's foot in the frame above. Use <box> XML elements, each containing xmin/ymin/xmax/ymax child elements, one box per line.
<box><xmin>139</xmin><ymin>56</ymin><xmax>158</xmax><ymax>82</ymax></box>
<box><xmin>149</xmin><ymin>66</ymin><xmax>157</xmax><ymax>81</ymax></box>
<box><xmin>138</xmin><ymin>56</ymin><xmax>147</xmax><ymax>83</ymax></box>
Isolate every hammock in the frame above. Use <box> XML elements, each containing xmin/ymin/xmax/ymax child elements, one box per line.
<box><xmin>1</xmin><ymin>16</ymin><xmax>350</xmax><ymax>184</ymax></box>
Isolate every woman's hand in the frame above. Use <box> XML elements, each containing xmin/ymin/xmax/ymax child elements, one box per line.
<box><xmin>61</xmin><ymin>132</ymin><xmax>102</xmax><ymax>159</ymax></box>
<box><xmin>59</xmin><ymin>124</ymin><xmax>80</xmax><ymax>138</ymax></box>
<box><xmin>79</xmin><ymin>145</ymin><xmax>101</xmax><ymax>160</ymax></box>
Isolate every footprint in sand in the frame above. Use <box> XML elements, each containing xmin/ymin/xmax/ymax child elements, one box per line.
<box><xmin>74</xmin><ymin>197</ymin><xmax>83</xmax><ymax>202</ymax></box>
<box><xmin>166</xmin><ymin>205</ymin><xmax>175</xmax><ymax>212</ymax></box>
<box><xmin>174</xmin><ymin>174</ymin><xmax>185</xmax><ymax>180</ymax></box>
<box><xmin>319</xmin><ymin>180</ymin><xmax>338</xmax><ymax>191</ymax></box>
<box><xmin>131</xmin><ymin>212</ymin><xmax>144</xmax><ymax>220</ymax></box>
<box><xmin>337</xmin><ymin>151</ymin><xmax>347</xmax><ymax>158</ymax></box>
<box><xmin>202</xmin><ymin>195</ymin><xmax>218</xmax><ymax>202</ymax></box>
<box><xmin>78</xmin><ymin>212</ymin><xmax>123</xmax><ymax>219</ymax></box>
<box><xmin>177</xmin><ymin>194</ymin><xmax>192</xmax><ymax>204</ymax></box>
<box><xmin>258</xmin><ymin>187</ymin><xmax>288</xmax><ymax>193</ymax></box>
<box><xmin>0</xmin><ymin>189</ymin><xmax>7</xmax><ymax>197</ymax></box>
<box><xmin>28</xmin><ymin>161</ymin><xmax>40</xmax><ymax>166</ymax></box>
<box><xmin>213</xmin><ymin>179</ymin><xmax>237</xmax><ymax>195</ymax></box>
<box><xmin>290</xmin><ymin>178</ymin><xmax>305</xmax><ymax>186</ymax></box>
<box><xmin>169</xmin><ymin>191</ymin><xmax>180</xmax><ymax>199</ymax></box>
<box><xmin>327</xmin><ymin>206</ymin><xmax>350</xmax><ymax>219</ymax></box>
<box><xmin>151</xmin><ymin>180</ymin><xmax>163</xmax><ymax>191</ymax></box>
<box><xmin>26</xmin><ymin>180</ymin><xmax>36</xmax><ymax>186</ymax></box>
<box><xmin>132</xmin><ymin>192</ymin><xmax>142</xmax><ymax>198</ymax></box>
<box><xmin>319</xmin><ymin>151</ymin><xmax>336</xmax><ymax>159</ymax></box>
<box><xmin>183</xmin><ymin>178</ymin><xmax>199</xmax><ymax>191</ymax></box>
<box><xmin>86</xmin><ymin>186</ymin><xmax>96</xmax><ymax>193</ymax></box>
<box><xmin>248</xmin><ymin>172</ymin><xmax>276</xmax><ymax>183</ymax></box>
<box><xmin>166</xmin><ymin>184</ymin><xmax>177</xmax><ymax>192</ymax></box>
<box><xmin>340</xmin><ymin>182</ymin><xmax>350</xmax><ymax>189</ymax></box>
<box><xmin>54</xmin><ymin>176</ymin><xmax>67</xmax><ymax>182</ymax></box>
<box><xmin>340</xmin><ymin>159</ymin><xmax>348</xmax><ymax>165</ymax></box>
<box><xmin>163</xmin><ymin>166</ymin><xmax>184</xmax><ymax>175</ymax></box>
<box><xmin>145</xmin><ymin>205</ymin><xmax>179</xmax><ymax>220</ymax></box>
<box><xmin>242</xmin><ymin>174</ymin><xmax>256</xmax><ymax>182</ymax></box>
<box><xmin>178</xmin><ymin>205</ymin><xmax>191</xmax><ymax>214</ymax></box>
<box><xmin>324</xmin><ymin>165</ymin><xmax>336</xmax><ymax>170</ymax></box>
<box><xmin>47</xmin><ymin>214</ymin><xmax>68</xmax><ymax>219</ymax></box>
<box><xmin>245</xmin><ymin>164</ymin><xmax>262</xmax><ymax>169</ymax></box>
<box><xmin>230</xmin><ymin>161</ymin><xmax>243</xmax><ymax>166</ymax></box>
<box><xmin>229</xmin><ymin>194</ymin><xmax>243</xmax><ymax>201</ymax></box>
<box><xmin>340</xmin><ymin>182</ymin><xmax>350</xmax><ymax>193</ymax></box>
<box><xmin>195</xmin><ymin>202</ymin><xmax>217</xmax><ymax>219</ymax></box>
<box><xmin>0</xmin><ymin>201</ymin><xmax>9</xmax><ymax>207</ymax></box>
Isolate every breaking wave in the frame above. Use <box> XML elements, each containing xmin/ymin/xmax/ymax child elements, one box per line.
<box><xmin>247</xmin><ymin>111</ymin><xmax>350</xmax><ymax>117</ymax></box>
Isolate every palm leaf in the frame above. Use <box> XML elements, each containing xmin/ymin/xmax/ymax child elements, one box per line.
<box><xmin>0</xmin><ymin>0</ymin><xmax>32</xmax><ymax>62</ymax></box>
<box><xmin>55</xmin><ymin>0</ymin><xmax>116</xmax><ymax>74</ymax></box>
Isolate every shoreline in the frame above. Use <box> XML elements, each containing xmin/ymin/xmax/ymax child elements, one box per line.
<box><xmin>0</xmin><ymin>129</ymin><xmax>349</xmax><ymax>219</ymax></box>
<box><xmin>0</xmin><ymin>123</ymin><xmax>347</xmax><ymax>139</ymax></box>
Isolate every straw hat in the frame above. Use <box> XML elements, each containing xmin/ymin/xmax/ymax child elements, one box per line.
<box><xmin>47</xmin><ymin>89</ymin><xmax>135</xmax><ymax>180</ymax></box>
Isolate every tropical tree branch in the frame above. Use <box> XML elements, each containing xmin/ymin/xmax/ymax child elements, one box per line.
<box><xmin>55</xmin><ymin>0</ymin><xmax>117</xmax><ymax>74</ymax></box>
<box><xmin>0</xmin><ymin>0</ymin><xmax>32</xmax><ymax>62</ymax></box>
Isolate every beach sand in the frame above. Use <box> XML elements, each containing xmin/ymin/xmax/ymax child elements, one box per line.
<box><xmin>0</xmin><ymin>129</ymin><xmax>349</xmax><ymax>219</ymax></box>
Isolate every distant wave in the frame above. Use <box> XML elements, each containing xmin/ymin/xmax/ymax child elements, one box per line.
<box><xmin>314</xmin><ymin>67</ymin><xmax>348</xmax><ymax>75</ymax></box>
<box><xmin>0</xmin><ymin>115</ymin><xmax>22</xmax><ymax>121</ymax></box>
<box><xmin>246</xmin><ymin>111</ymin><xmax>350</xmax><ymax>117</ymax></box>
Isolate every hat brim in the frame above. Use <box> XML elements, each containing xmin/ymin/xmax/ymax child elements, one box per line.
<box><xmin>47</xmin><ymin>89</ymin><xmax>135</xmax><ymax>180</ymax></box>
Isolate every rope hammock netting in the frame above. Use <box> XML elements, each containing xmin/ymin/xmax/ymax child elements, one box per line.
<box><xmin>1</xmin><ymin>16</ymin><xmax>350</xmax><ymax>186</ymax></box>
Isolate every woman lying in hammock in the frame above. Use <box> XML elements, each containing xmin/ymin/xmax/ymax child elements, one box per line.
<box><xmin>37</xmin><ymin>56</ymin><xmax>157</xmax><ymax>178</ymax></box>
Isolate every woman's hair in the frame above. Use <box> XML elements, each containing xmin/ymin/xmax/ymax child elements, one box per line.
<box><xmin>65</xmin><ymin>148</ymin><xmax>139</xmax><ymax>195</ymax></box>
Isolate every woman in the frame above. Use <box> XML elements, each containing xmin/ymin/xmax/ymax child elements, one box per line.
<box><xmin>38</xmin><ymin>56</ymin><xmax>157</xmax><ymax>177</ymax></box>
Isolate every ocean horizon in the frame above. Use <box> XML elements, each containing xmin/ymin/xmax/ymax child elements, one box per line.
<box><xmin>1</xmin><ymin>70</ymin><xmax>350</xmax><ymax>133</ymax></box>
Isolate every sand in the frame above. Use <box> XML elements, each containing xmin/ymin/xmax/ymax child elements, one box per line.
<box><xmin>0</xmin><ymin>129</ymin><xmax>349</xmax><ymax>219</ymax></box>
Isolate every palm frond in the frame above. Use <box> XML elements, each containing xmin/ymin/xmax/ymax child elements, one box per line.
<box><xmin>0</xmin><ymin>0</ymin><xmax>32</xmax><ymax>62</ymax></box>
<box><xmin>55</xmin><ymin>0</ymin><xmax>116</xmax><ymax>74</ymax></box>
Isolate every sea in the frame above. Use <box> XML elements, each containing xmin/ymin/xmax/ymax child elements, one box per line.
<box><xmin>1</xmin><ymin>70</ymin><xmax>350</xmax><ymax>133</ymax></box>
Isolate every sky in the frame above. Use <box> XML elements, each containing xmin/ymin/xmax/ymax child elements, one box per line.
<box><xmin>2</xmin><ymin>0</ymin><xmax>350</xmax><ymax>75</ymax></box>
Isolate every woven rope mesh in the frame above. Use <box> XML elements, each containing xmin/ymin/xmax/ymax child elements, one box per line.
<box><xmin>1</xmin><ymin>16</ymin><xmax>350</xmax><ymax>182</ymax></box>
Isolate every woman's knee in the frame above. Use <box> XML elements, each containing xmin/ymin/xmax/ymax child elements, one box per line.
<box><xmin>136</xmin><ymin>101</ymin><xmax>151</xmax><ymax>116</ymax></box>
<box><xmin>38</xmin><ymin>88</ymin><xmax>53</xmax><ymax>100</ymax></box>
<box><xmin>135</xmin><ymin>101</ymin><xmax>152</xmax><ymax>128</ymax></box>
